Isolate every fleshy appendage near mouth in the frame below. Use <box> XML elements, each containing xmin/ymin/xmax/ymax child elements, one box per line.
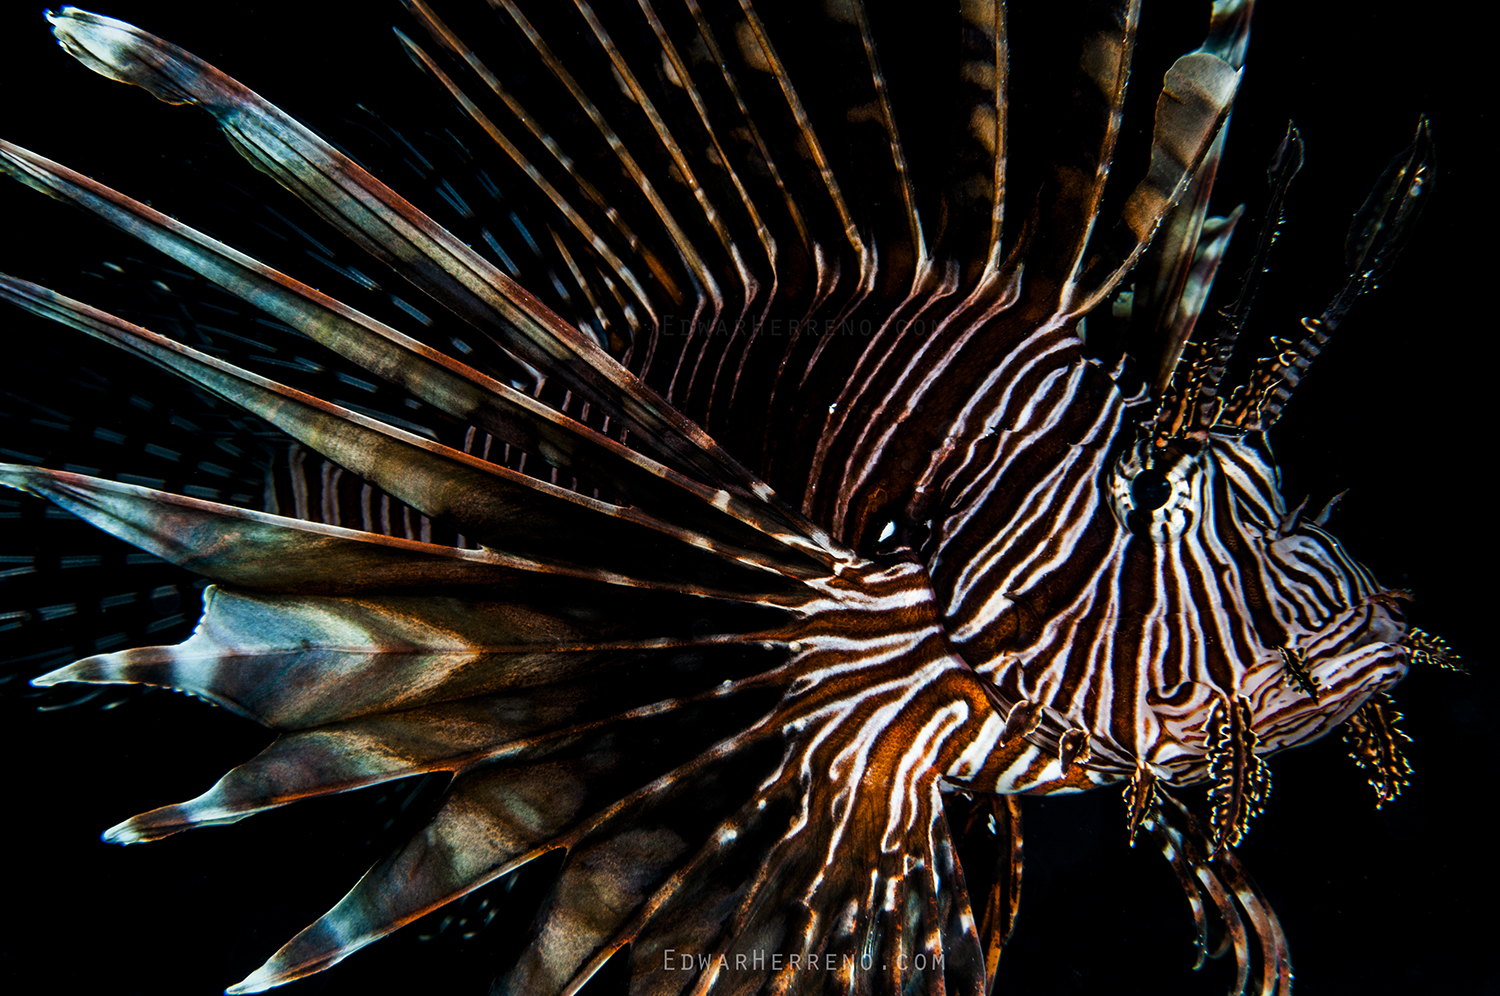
<box><xmin>1244</xmin><ymin>599</ymin><xmax>1410</xmax><ymax>755</ymax></box>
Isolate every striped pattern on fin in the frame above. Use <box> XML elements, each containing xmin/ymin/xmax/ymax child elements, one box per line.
<box><xmin>1144</xmin><ymin>790</ymin><xmax>1291</xmax><ymax>996</ymax></box>
<box><xmin>0</xmin><ymin>276</ymin><xmax>830</xmax><ymax>595</ymax></box>
<box><xmin>1065</xmin><ymin>23</ymin><xmax>1244</xmax><ymax>317</ymax></box>
<box><xmin>0</xmin><ymin>138</ymin><xmax>837</xmax><ymax>565</ymax></box>
<box><xmin>224</xmin><ymin>697</ymin><xmax>788</xmax><ymax>993</ymax></box>
<box><xmin>0</xmin><ymin>463</ymin><xmax>656</xmax><ymax>594</ymax></box>
<box><xmin>1218</xmin><ymin>114</ymin><xmax>1432</xmax><ymax>433</ymax></box>
<box><xmin>43</xmin><ymin>7</ymin><xmax>795</xmax><ymax>509</ymax></box>
<box><xmin>1014</xmin><ymin>0</ymin><xmax>1142</xmax><ymax>316</ymax></box>
<box><xmin>1342</xmin><ymin>692</ymin><xmax>1413</xmax><ymax>809</ymax></box>
<box><xmin>1120</xmin><ymin>0</ymin><xmax>1253</xmax><ymax>399</ymax></box>
<box><xmin>783</xmin><ymin>1</ymin><xmax>1245</xmax><ymax>547</ymax></box>
<box><xmin>949</xmin><ymin>0</ymin><xmax>1009</xmax><ymax>281</ymax></box>
<box><xmin>37</xmin><ymin>574</ymin><xmax>790</xmax><ymax>724</ymax></box>
<box><xmin>1190</xmin><ymin>121</ymin><xmax>1304</xmax><ymax>430</ymax></box>
<box><xmin>0</xmin><ymin>3</ymin><xmax>1439</xmax><ymax>994</ymax></box>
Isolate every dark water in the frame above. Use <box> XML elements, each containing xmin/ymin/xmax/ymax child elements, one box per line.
<box><xmin>0</xmin><ymin>2</ymin><xmax>1488</xmax><ymax>994</ymax></box>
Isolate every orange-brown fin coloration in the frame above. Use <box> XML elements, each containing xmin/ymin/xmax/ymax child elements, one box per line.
<box><xmin>0</xmin><ymin>3</ymin><xmax>1479</xmax><ymax>995</ymax></box>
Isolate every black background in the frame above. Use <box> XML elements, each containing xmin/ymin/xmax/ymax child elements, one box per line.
<box><xmin>0</xmin><ymin>2</ymin><xmax>1490</xmax><ymax>995</ymax></box>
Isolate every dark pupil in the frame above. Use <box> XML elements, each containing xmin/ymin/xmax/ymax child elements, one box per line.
<box><xmin>1130</xmin><ymin>469</ymin><xmax>1172</xmax><ymax>511</ymax></box>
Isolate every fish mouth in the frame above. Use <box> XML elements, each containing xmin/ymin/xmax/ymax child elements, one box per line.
<box><xmin>1243</xmin><ymin>592</ymin><xmax>1412</xmax><ymax>755</ymax></box>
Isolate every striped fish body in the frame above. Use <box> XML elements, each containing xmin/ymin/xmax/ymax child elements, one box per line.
<box><xmin>0</xmin><ymin>2</ymin><xmax>1468</xmax><ymax>995</ymax></box>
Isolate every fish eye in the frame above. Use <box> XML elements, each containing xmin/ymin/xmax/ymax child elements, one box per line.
<box><xmin>1131</xmin><ymin>468</ymin><xmax>1172</xmax><ymax>511</ymax></box>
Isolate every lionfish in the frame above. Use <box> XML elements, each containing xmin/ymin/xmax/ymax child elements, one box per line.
<box><xmin>0</xmin><ymin>1</ymin><xmax>1454</xmax><ymax>993</ymax></box>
